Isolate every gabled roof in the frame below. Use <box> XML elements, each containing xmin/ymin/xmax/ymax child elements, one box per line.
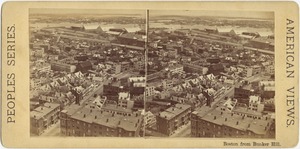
<box><xmin>218</xmin><ymin>28</ymin><xmax>234</xmax><ymax>33</ymax></box>
<box><xmin>125</xmin><ymin>27</ymin><xmax>142</xmax><ymax>33</ymax></box>
<box><xmin>83</xmin><ymin>24</ymin><xmax>102</xmax><ymax>30</ymax></box>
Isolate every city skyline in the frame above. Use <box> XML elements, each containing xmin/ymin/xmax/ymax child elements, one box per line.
<box><xmin>29</xmin><ymin>9</ymin><xmax>275</xmax><ymax>138</ymax></box>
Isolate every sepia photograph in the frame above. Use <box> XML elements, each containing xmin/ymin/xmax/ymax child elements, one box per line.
<box><xmin>1</xmin><ymin>1</ymin><xmax>299</xmax><ymax>148</ymax></box>
<box><xmin>144</xmin><ymin>10</ymin><xmax>275</xmax><ymax>138</ymax></box>
<box><xmin>29</xmin><ymin>9</ymin><xmax>275</xmax><ymax>138</ymax></box>
<box><xmin>29</xmin><ymin>9</ymin><xmax>146</xmax><ymax>137</ymax></box>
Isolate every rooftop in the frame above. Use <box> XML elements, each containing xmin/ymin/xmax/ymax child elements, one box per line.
<box><xmin>194</xmin><ymin>106</ymin><xmax>273</xmax><ymax>135</ymax></box>
<box><xmin>119</xmin><ymin>33</ymin><xmax>145</xmax><ymax>42</ymax></box>
<box><xmin>158</xmin><ymin>104</ymin><xmax>191</xmax><ymax>120</ymax></box>
<box><xmin>249</xmin><ymin>95</ymin><xmax>260</xmax><ymax>103</ymax></box>
<box><xmin>83</xmin><ymin>24</ymin><xmax>102</xmax><ymax>30</ymax></box>
<box><xmin>30</xmin><ymin>103</ymin><xmax>60</xmax><ymax>119</ymax></box>
<box><xmin>251</xmin><ymin>37</ymin><xmax>274</xmax><ymax>44</ymax></box>
<box><xmin>69</xmin><ymin>105</ymin><xmax>142</xmax><ymax>132</ymax></box>
<box><xmin>233</xmin><ymin>106</ymin><xmax>263</xmax><ymax>117</ymax></box>
<box><xmin>101</xmin><ymin>104</ymin><xmax>133</xmax><ymax>114</ymax></box>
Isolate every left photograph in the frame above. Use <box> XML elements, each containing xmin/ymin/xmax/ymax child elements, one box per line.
<box><xmin>29</xmin><ymin>9</ymin><xmax>146</xmax><ymax>137</ymax></box>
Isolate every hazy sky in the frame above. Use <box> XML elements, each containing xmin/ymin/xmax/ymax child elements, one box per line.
<box><xmin>30</xmin><ymin>9</ymin><xmax>145</xmax><ymax>16</ymax></box>
<box><xmin>30</xmin><ymin>9</ymin><xmax>273</xmax><ymax>19</ymax></box>
<box><xmin>150</xmin><ymin>10</ymin><xmax>274</xmax><ymax>19</ymax></box>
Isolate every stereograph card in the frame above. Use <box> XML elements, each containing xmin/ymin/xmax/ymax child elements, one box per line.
<box><xmin>1</xmin><ymin>1</ymin><xmax>299</xmax><ymax>148</ymax></box>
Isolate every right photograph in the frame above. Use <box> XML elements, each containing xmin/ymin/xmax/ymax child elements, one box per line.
<box><xmin>144</xmin><ymin>10</ymin><xmax>275</xmax><ymax>138</ymax></box>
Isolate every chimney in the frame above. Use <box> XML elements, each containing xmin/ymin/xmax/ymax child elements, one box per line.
<box><xmin>206</xmin><ymin>98</ymin><xmax>211</xmax><ymax>107</ymax></box>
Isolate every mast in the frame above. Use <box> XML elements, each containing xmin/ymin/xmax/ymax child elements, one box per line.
<box><xmin>143</xmin><ymin>9</ymin><xmax>149</xmax><ymax>138</ymax></box>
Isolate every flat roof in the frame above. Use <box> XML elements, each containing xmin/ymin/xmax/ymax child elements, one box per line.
<box><xmin>102</xmin><ymin>104</ymin><xmax>132</xmax><ymax>113</ymax></box>
<box><xmin>30</xmin><ymin>103</ymin><xmax>60</xmax><ymax>119</ymax></box>
<box><xmin>69</xmin><ymin>105</ymin><xmax>142</xmax><ymax>132</ymax></box>
<box><xmin>158</xmin><ymin>104</ymin><xmax>191</xmax><ymax>120</ymax></box>
<box><xmin>195</xmin><ymin>106</ymin><xmax>273</xmax><ymax>135</ymax></box>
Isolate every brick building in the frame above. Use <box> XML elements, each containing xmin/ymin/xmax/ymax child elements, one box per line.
<box><xmin>30</xmin><ymin>103</ymin><xmax>61</xmax><ymax>135</ymax></box>
<box><xmin>191</xmin><ymin>106</ymin><xmax>274</xmax><ymax>138</ymax></box>
<box><xmin>162</xmin><ymin>79</ymin><xmax>173</xmax><ymax>90</ymax></box>
<box><xmin>50</xmin><ymin>62</ymin><xmax>76</xmax><ymax>73</ymax></box>
<box><xmin>117</xmin><ymin>33</ymin><xmax>145</xmax><ymax>47</ymax></box>
<box><xmin>183</xmin><ymin>63</ymin><xmax>208</xmax><ymax>75</ymax></box>
<box><xmin>156</xmin><ymin>104</ymin><xmax>191</xmax><ymax>135</ymax></box>
<box><xmin>106</xmin><ymin>61</ymin><xmax>121</xmax><ymax>74</ymax></box>
<box><xmin>60</xmin><ymin>104</ymin><xmax>143</xmax><ymax>137</ymax></box>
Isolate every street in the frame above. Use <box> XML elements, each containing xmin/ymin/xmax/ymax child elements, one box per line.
<box><xmin>211</xmin><ymin>86</ymin><xmax>235</xmax><ymax>108</ymax></box>
<box><xmin>41</xmin><ymin>121</ymin><xmax>61</xmax><ymax>136</ymax></box>
<box><xmin>170</xmin><ymin>122</ymin><xmax>191</xmax><ymax>137</ymax></box>
<box><xmin>80</xmin><ymin>79</ymin><xmax>111</xmax><ymax>105</ymax></box>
